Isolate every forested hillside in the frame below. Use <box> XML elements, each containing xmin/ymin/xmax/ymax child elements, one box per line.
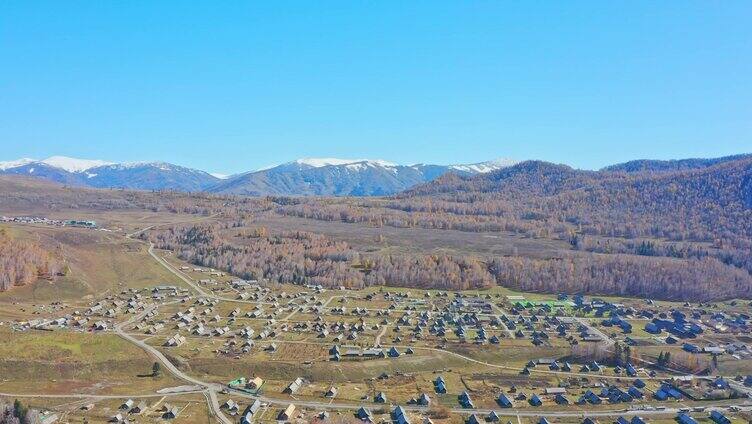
<box><xmin>3</xmin><ymin>155</ymin><xmax>752</xmax><ymax>301</ymax></box>
<box><xmin>270</xmin><ymin>158</ymin><xmax>752</xmax><ymax>300</ymax></box>
<box><xmin>602</xmin><ymin>153</ymin><xmax>752</xmax><ymax>173</ymax></box>
<box><xmin>141</xmin><ymin>222</ymin><xmax>494</xmax><ymax>291</ymax></box>
<box><xmin>0</xmin><ymin>230</ymin><xmax>63</xmax><ymax>291</ymax></box>
<box><xmin>398</xmin><ymin>158</ymin><xmax>752</xmax><ymax>243</ymax></box>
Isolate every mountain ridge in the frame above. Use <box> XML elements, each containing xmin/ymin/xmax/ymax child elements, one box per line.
<box><xmin>601</xmin><ymin>153</ymin><xmax>752</xmax><ymax>173</ymax></box>
<box><xmin>2</xmin><ymin>153</ymin><xmax>750</xmax><ymax>196</ymax></box>
<box><xmin>0</xmin><ymin>155</ymin><xmax>518</xmax><ymax>195</ymax></box>
<box><xmin>0</xmin><ymin>157</ymin><xmax>220</xmax><ymax>191</ymax></box>
<box><xmin>207</xmin><ymin>158</ymin><xmax>517</xmax><ymax>196</ymax></box>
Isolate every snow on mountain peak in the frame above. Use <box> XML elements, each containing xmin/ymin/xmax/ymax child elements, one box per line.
<box><xmin>41</xmin><ymin>156</ymin><xmax>113</xmax><ymax>172</ymax></box>
<box><xmin>0</xmin><ymin>158</ymin><xmax>36</xmax><ymax>170</ymax></box>
<box><xmin>449</xmin><ymin>158</ymin><xmax>517</xmax><ymax>173</ymax></box>
<box><xmin>485</xmin><ymin>158</ymin><xmax>518</xmax><ymax>167</ymax></box>
<box><xmin>112</xmin><ymin>161</ymin><xmax>171</xmax><ymax>170</ymax></box>
<box><xmin>293</xmin><ymin>158</ymin><xmax>398</xmax><ymax>168</ymax></box>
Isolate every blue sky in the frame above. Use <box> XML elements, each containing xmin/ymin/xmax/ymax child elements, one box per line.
<box><xmin>2</xmin><ymin>1</ymin><xmax>751</xmax><ymax>174</ymax></box>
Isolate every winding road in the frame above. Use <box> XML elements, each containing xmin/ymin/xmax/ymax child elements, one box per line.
<box><xmin>112</xmin><ymin>301</ymin><xmax>232</xmax><ymax>424</ymax></box>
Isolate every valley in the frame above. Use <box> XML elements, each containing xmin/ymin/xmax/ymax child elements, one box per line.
<box><xmin>5</xmin><ymin>3</ymin><xmax>751</xmax><ymax>423</ymax></box>
<box><xmin>1</xmin><ymin>164</ymin><xmax>751</xmax><ymax>423</ymax></box>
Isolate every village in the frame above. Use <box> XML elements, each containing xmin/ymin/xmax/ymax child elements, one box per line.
<box><xmin>6</xmin><ymin>250</ymin><xmax>752</xmax><ymax>424</ymax></box>
<box><xmin>1</xmin><ymin>215</ymin><xmax>98</xmax><ymax>229</ymax></box>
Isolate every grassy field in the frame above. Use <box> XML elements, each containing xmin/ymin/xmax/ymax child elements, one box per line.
<box><xmin>0</xmin><ymin>222</ymin><xmax>185</xmax><ymax>304</ymax></box>
<box><xmin>1</xmin><ymin>393</ymin><xmax>213</xmax><ymax>424</ymax></box>
<box><xmin>251</xmin><ymin>213</ymin><xmax>573</xmax><ymax>259</ymax></box>
<box><xmin>0</xmin><ymin>327</ymin><xmax>182</xmax><ymax>395</ymax></box>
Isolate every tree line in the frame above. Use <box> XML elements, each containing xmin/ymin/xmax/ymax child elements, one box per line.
<box><xmin>142</xmin><ymin>223</ymin><xmax>494</xmax><ymax>291</ymax></box>
<box><xmin>142</xmin><ymin>221</ymin><xmax>751</xmax><ymax>300</ymax></box>
<box><xmin>0</xmin><ymin>230</ymin><xmax>63</xmax><ymax>291</ymax></box>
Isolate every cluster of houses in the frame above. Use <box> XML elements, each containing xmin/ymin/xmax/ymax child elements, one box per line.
<box><xmin>221</xmin><ymin>398</ymin><xmax>267</xmax><ymax>423</ymax></box>
<box><xmin>442</xmin><ymin>372</ymin><xmax>650</xmax><ymax>409</ymax></box>
<box><xmin>227</xmin><ymin>396</ymin><xmax>309</xmax><ymax>423</ymax></box>
<box><xmin>14</xmin><ymin>277</ymin><xmax>752</xmax><ymax>424</ymax></box>
<box><xmin>160</xmin><ymin>301</ymin><xmax>240</xmax><ymax>339</ymax></box>
<box><xmin>108</xmin><ymin>399</ymin><xmax>179</xmax><ymax>422</ymax></box>
<box><xmin>640</xmin><ymin>309</ymin><xmax>752</xmax><ymax>359</ymax></box>
<box><xmin>468</xmin><ymin>414</ymin><xmax>642</xmax><ymax>424</ymax></box>
<box><xmin>328</xmin><ymin>344</ymin><xmax>414</xmax><ymax>361</ymax></box>
<box><xmin>13</xmin><ymin>287</ymin><xmax>177</xmax><ymax>333</ymax></box>
<box><xmin>119</xmin><ymin>285</ymin><xmax>750</xmax><ymax>417</ymax></box>
<box><xmin>505</xmin><ymin>313</ymin><xmax>604</xmax><ymax>345</ymax></box>
<box><xmin>644</xmin><ymin>311</ymin><xmax>703</xmax><ymax>339</ymax></box>
<box><xmin>1</xmin><ymin>215</ymin><xmax>95</xmax><ymax>228</ymax></box>
<box><xmin>215</xmin><ymin>388</ymin><xmax>738</xmax><ymax>424</ymax></box>
<box><xmin>557</xmin><ymin>295</ymin><xmax>752</xmax><ymax>360</ymax></box>
<box><xmin>222</xmin><ymin>397</ymin><xmax>297</xmax><ymax>422</ymax></box>
<box><xmin>2</xmin><ymin>215</ymin><xmax>66</xmax><ymax>226</ymax></box>
<box><xmin>179</xmin><ymin>265</ymin><xmax>226</xmax><ymax>277</ymax></box>
<box><xmin>8</xmin><ymin>285</ymin><xmax>190</xmax><ymax>336</ymax></box>
<box><xmin>164</xmin><ymin>333</ymin><xmax>186</xmax><ymax>347</ymax></box>
<box><xmin>463</xmin><ymin>411</ymin><xmax>736</xmax><ymax>424</ymax></box>
<box><xmin>677</xmin><ymin>410</ymin><xmax>734</xmax><ymax>424</ymax></box>
<box><xmin>131</xmin><ymin>286</ymin><xmax>347</xmax><ymax>358</ymax></box>
<box><xmin>176</xmin><ymin>288</ymin><xmax>744</xmax><ymax>366</ymax></box>
<box><xmin>355</xmin><ymin>405</ymin><xmax>434</xmax><ymax>424</ymax></box>
<box><xmin>160</xmin><ymin>289</ymin><xmax>646</xmax><ymax>356</ymax></box>
<box><xmin>564</xmin><ymin>294</ymin><xmax>751</xmax><ymax>340</ymax></box>
<box><xmin>227</xmin><ymin>376</ymin><xmax>265</xmax><ymax>393</ymax></box>
<box><xmin>521</xmin><ymin>357</ymin><xmax>644</xmax><ymax>378</ymax></box>
<box><xmin>430</xmin><ymin>371</ymin><xmax>748</xmax><ymax>413</ymax></box>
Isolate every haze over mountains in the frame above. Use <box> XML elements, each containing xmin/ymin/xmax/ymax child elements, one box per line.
<box><xmin>0</xmin><ymin>156</ymin><xmax>518</xmax><ymax>195</ymax></box>
<box><xmin>210</xmin><ymin>158</ymin><xmax>518</xmax><ymax>196</ymax></box>
<box><xmin>1</xmin><ymin>153</ymin><xmax>750</xmax><ymax>196</ymax></box>
<box><xmin>0</xmin><ymin>156</ymin><xmax>219</xmax><ymax>192</ymax></box>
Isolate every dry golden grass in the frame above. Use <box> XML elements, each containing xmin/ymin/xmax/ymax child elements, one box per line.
<box><xmin>0</xmin><ymin>223</ymin><xmax>185</xmax><ymax>303</ymax></box>
<box><xmin>0</xmin><ymin>327</ymin><xmax>183</xmax><ymax>395</ymax></box>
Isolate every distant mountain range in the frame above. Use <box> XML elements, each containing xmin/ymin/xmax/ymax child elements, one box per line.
<box><xmin>0</xmin><ymin>156</ymin><xmax>219</xmax><ymax>192</ymax></box>
<box><xmin>2</xmin><ymin>153</ymin><xmax>750</xmax><ymax>196</ymax></box>
<box><xmin>0</xmin><ymin>156</ymin><xmax>517</xmax><ymax>195</ymax></box>
<box><xmin>210</xmin><ymin>158</ymin><xmax>517</xmax><ymax>196</ymax></box>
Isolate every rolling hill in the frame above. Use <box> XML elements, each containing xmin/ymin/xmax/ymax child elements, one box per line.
<box><xmin>602</xmin><ymin>153</ymin><xmax>752</xmax><ymax>173</ymax></box>
<box><xmin>2</xmin><ymin>153</ymin><xmax>752</xmax><ymax>300</ymax></box>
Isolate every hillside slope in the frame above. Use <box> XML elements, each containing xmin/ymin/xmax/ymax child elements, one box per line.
<box><xmin>2</xmin><ymin>155</ymin><xmax>752</xmax><ymax>301</ymax></box>
<box><xmin>269</xmin><ymin>157</ymin><xmax>752</xmax><ymax>300</ymax></box>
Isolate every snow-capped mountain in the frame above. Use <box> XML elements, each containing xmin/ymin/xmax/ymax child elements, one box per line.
<box><xmin>209</xmin><ymin>157</ymin><xmax>517</xmax><ymax>196</ymax></box>
<box><xmin>293</xmin><ymin>158</ymin><xmax>399</xmax><ymax>168</ymax></box>
<box><xmin>39</xmin><ymin>156</ymin><xmax>113</xmax><ymax>172</ymax></box>
<box><xmin>83</xmin><ymin>162</ymin><xmax>220</xmax><ymax>191</ymax></box>
<box><xmin>0</xmin><ymin>156</ymin><xmax>219</xmax><ymax>191</ymax></box>
<box><xmin>0</xmin><ymin>158</ymin><xmax>36</xmax><ymax>171</ymax></box>
<box><xmin>448</xmin><ymin>158</ymin><xmax>519</xmax><ymax>173</ymax></box>
<box><xmin>0</xmin><ymin>156</ymin><xmax>113</xmax><ymax>173</ymax></box>
<box><xmin>1</xmin><ymin>155</ymin><xmax>516</xmax><ymax>195</ymax></box>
